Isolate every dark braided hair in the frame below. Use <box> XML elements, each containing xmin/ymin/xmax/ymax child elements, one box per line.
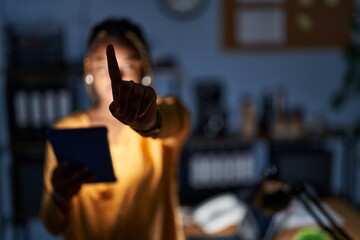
<box><xmin>87</xmin><ymin>18</ymin><xmax>150</xmax><ymax>54</ymax></box>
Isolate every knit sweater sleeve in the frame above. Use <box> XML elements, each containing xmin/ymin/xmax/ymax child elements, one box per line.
<box><xmin>39</xmin><ymin>142</ymin><xmax>69</xmax><ymax>235</ymax></box>
<box><xmin>39</xmin><ymin>113</ymin><xmax>85</xmax><ymax>235</ymax></box>
<box><xmin>154</xmin><ymin>96</ymin><xmax>191</xmax><ymax>146</ymax></box>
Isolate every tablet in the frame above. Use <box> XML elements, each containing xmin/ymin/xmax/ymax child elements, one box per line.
<box><xmin>47</xmin><ymin>127</ymin><xmax>116</xmax><ymax>183</ymax></box>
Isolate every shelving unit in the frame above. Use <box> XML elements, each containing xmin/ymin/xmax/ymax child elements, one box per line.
<box><xmin>6</xmin><ymin>68</ymin><xmax>82</xmax><ymax>223</ymax></box>
<box><xmin>179</xmin><ymin>133</ymin><xmax>348</xmax><ymax>206</ymax></box>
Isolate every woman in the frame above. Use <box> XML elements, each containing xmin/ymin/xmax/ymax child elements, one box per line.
<box><xmin>40</xmin><ymin>18</ymin><xmax>191</xmax><ymax>240</ymax></box>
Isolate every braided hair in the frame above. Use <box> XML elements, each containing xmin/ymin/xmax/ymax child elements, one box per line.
<box><xmin>88</xmin><ymin>19</ymin><xmax>148</xmax><ymax>50</ymax></box>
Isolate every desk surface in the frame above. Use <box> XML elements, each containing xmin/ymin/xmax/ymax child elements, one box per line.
<box><xmin>184</xmin><ymin>197</ymin><xmax>360</xmax><ymax>239</ymax></box>
<box><xmin>275</xmin><ymin>198</ymin><xmax>360</xmax><ymax>240</ymax></box>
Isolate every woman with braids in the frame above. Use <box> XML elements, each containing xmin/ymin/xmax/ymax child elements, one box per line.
<box><xmin>40</xmin><ymin>18</ymin><xmax>191</xmax><ymax>240</ymax></box>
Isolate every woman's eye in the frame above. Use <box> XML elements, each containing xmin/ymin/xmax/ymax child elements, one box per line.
<box><xmin>98</xmin><ymin>63</ymin><xmax>107</xmax><ymax>69</ymax></box>
<box><xmin>94</xmin><ymin>63</ymin><xmax>108</xmax><ymax>73</ymax></box>
<box><xmin>122</xmin><ymin>63</ymin><xmax>132</xmax><ymax>70</ymax></box>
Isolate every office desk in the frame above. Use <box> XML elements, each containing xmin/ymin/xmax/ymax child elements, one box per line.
<box><xmin>275</xmin><ymin>198</ymin><xmax>360</xmax><ymax>240</ymax></box>
<box><xmin>184</xmin><ymin>224</ymin><xmax>238</xmax><ymax>238</ymax></box>
<box><xmin>184</xmin><ymin>198</ymin><xmax>360</xmax><ymax>239</ymax></box>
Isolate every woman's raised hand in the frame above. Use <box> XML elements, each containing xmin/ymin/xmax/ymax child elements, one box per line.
<box><xmin>106</xmin><ymin>44</ymin><xmax>158</xmax><ymax>132</ymax></box>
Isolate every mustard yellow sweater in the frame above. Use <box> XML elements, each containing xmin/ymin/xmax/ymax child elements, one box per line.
<box><xmin>40</xmin><ymin>97</ymin><xmax>191</xmax><ymax>240</ymax></box>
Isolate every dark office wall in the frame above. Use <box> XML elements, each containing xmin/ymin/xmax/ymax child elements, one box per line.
<box><xmin>2</xmin><ymin>0</ymin><xmax>359</xmax><ymax>200</ymax></box>
<box><xmin>0</xmin><ymin>0</ymin><xmax>14</xmax><ymax>232</ymax></box>
<box><xmin>0</xmin><ymin>0</ymin><xmax>359</xmax><ymax>225</ymax></box>
<box><xmin>1</xmin><ymin>0</ymin><xmax>359</xmax><ymax>133</ymax></box>
<box><xmin>0</xmin><ymin>0</ymin><xmax>5</xmax><ymax>142</ymax></box>
<box><xmin>1</xmin><ymin>0</ymin><xmax>359</xmax><ymax>206</ymax></box>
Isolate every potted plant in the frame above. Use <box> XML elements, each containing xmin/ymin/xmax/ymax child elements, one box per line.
<box><xmin>331</xmin><ymin>19</ymin><xmax>360</xmax><ymax>139</ymax></box>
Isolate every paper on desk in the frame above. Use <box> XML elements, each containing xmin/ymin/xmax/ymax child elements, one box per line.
<box><xmin>273</xmin><ymin>199</ymin><xmax>344</xmax><ymax>229</ymax></box>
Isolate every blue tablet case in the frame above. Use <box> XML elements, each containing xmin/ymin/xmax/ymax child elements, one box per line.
<box><xmin>47</xmin><ymin>127</ymin><xmax>116</xmax><ymax>183</ymax></box>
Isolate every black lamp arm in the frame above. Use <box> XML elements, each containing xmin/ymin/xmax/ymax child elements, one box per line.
<box><xmin>292</xmin><ymin>182</ymin><xmax>353</xmax><ymax>240</ymax></box>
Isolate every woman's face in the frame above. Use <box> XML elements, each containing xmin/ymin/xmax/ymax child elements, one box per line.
<box><xmin>86</xmin><ymin>39</ymin><xmax>143</xmax><ymax>105</ymax></box>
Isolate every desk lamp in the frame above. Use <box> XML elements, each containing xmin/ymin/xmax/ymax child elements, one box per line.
<box><xmin>257</xmin><ymin>165</ymin><xmax>353</xmax><ymax>240</ymax></box>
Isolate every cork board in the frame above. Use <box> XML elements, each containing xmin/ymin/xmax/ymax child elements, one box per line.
<box><xmin>222</xmin><ymin>0</ymin><xmax>354</xmax><ymax>50</ymax></box>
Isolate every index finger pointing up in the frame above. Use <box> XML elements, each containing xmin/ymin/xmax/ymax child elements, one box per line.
<box><xmin>106</xmin><ymin>44</ymin><xmax>123</xmax><ymax>100</ymax></box>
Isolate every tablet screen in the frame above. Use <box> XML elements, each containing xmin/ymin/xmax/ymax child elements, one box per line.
<box><xmin>47</xmin><ymin>127</ymin><xmax>116</xmax><ymax>183</ymax></box>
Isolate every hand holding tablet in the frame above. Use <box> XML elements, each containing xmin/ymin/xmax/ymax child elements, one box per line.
<box><xmin>47</xmin><ymin>127</ymin><xmax>117</xmax><ymax>183</ymax></box>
